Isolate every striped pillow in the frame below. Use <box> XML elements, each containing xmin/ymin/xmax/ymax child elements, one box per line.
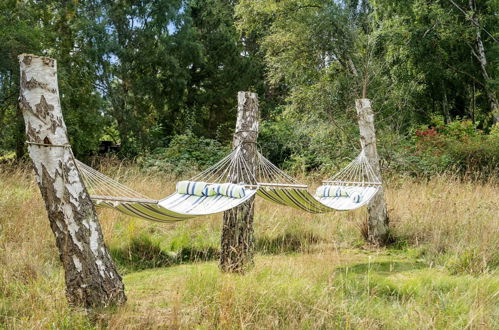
<box><xmin>316</xmin><ymin>185</ymin><xmax>332</xmax><ymax>197</ymax></box>
<box><xmin>211</xmin><ymin>183</ymin><xmax>246</xmax><ymax>198</ymax></box>
<box><xmin>334</xmin><ymin>186</ymin><xmax>350</xmax><ymax>197</ymax></box>
<box><xmin>316</xmin><ymin>185</ymin><xmax>349</xmax><ymax>197</ymax></box>
<box><xmin>176</xmin><ymin>181</ymin><xmax>208</xmax><ymax>196</ymax></box>
<box><xmin>351</xmin><ymin>192</ymin><xmax>363</xmax><ymax>203</ymax></box>
<box><xmin>202</xmin><ymin>185</ymin><xmax>217</xmax><ymax>197</ymax></box>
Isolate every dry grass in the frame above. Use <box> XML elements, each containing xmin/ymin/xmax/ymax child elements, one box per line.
<box><xmin>0</xmin><ymin>164</ymin><xmax>498</xmax><ymax>329</ymax></box>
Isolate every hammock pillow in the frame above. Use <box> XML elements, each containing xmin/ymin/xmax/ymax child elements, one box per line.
<box><xmin>334</xmin><ymin>187</ymin><xmax>350</xmax><ymax>197</ymax></box>
<box><xmin>226</xmin><ymin>184</ymin><xmax>246</xmax><ymax>198</ymax></box>
<box><xmin>350</xmin><ymin>192</ymin><xmax>363</xmax><ymax>203</ymax></box>
<box><xmin>316</xmin><ymin>185</ymin><xmax>332</xmax><ymax>197</ymax></box>
<box><xmin>202</xmin><ymin>185</ymin><xmax>218</xmax><ymax>197</ymax></box>
<box><xmin>316</xmin><ymin>185</ymin><xmax>349</xmax><ymax>198</ymax></box>
<box><xmin>212</xmin><ymin>183</ymin><xmax>246</xmax><ymax>198</ymax></box>
<box><xmin>176</xmin><ymin>181</ymin><xmax>208</xmax><ymax>196</ymax></box>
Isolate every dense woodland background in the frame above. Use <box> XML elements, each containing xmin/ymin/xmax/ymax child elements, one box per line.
<box><xmin>1</xmin><ymin>1</ymin><xmax>498</xmax><ymax>327</ymax></box>
<box><xmin>1</xmin><ymin>0</ymin><xmax>498</xmax><ymax>177</ymax></box>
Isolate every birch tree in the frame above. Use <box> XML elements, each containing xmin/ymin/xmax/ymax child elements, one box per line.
<box><xmin>220</xmin><ymin>92</ymin><xmax>259</xmax><ymax>272</ymax></box>
<box><xmin>18</xmin><ymin>54</ymin><xmax>126</xmax><ymax>308</ymax></box>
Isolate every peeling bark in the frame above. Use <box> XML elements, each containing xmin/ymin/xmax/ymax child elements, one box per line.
<box><xmin>18</xmin><ymin>54</ymin><xmax>126</xmax><ymax>308</ymax></box>
<box><xmin>220</xmin><ymin>92</ymin><xmax>259</xmax><ymax>273</ymax></box>
<box><xmin>356</xmin><ymin>99</ymin><xmax>389</xmax><ymax>245</ymax></box>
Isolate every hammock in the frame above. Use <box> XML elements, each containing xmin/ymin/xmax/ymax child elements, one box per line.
<box><xmin>255</xmin><ymin>150</ymin><xmax>381</xmax><ymax>212</ymax></box>
<box><xmin>314</xmin><ymin>150</ymin><xmax>381</xmax><ymax>210</ymax></box>
<box><xmin>76</xmin><ymin>147</ymin><xmax>257</xmax><ymax>223</ymax></box>
<box><xmin>76</xmin><ymin>146</ymin><xmax>382</xmax><ymax>223</ymax></box>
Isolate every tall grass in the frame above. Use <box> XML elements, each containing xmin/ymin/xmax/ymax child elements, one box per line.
<box><xmin>0</xmin><ymin>163</ymin><xmax>497</xmax><ymax>328</ymax></box>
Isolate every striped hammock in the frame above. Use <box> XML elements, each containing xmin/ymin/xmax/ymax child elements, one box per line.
<box><xmin>75</xmin><ymin>147</ymin><xmax>382</xmax><ymax>223</ymax></box>
<box><xmin>76</xmin><ymin>147</ymin><xmax>258</xmax><ymax>223</ymax></box>
<box><xmin>255</xmin><ymin>150</ymin><xmax>381</xmax><ymax>212</ymax></box>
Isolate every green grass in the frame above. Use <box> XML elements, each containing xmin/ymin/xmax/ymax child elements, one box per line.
<box><xmin>1</xmin><ymin>166</ymin><xmax>498</xmax><ymax>328</ymax></box>
<box><xmin>112</xmin><ymin>251</ymin><xmax>498</xmax><ymax>329</ymax></box>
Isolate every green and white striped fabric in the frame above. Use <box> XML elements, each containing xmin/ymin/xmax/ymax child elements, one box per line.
<box><xmin>95</xmin><ymin>188</ymin><xmax>257</xmax><ymax>223</ymax></box>
<box><xmin>257</xmin><ymin>187</ymin><xmax>331</xmax><ymax>213</ymax></box>
<box><xmin>211</xmin><ymin>183</ymin><xmax>247</xmax><ymax>198</ymax></box>
<box><xmin>95</xmin><ymin>201</ymin><xmax>193</xmax><ymax>222</ymax></box>
<box><xmin>202</xmin><ymin>185</ymin><xmax>217</xmax><ymax>197</ymax></box>
<box><xmin>257</xmin><ymin>186</ymin><xmax>379</xmax><ymax>212</ymax></box>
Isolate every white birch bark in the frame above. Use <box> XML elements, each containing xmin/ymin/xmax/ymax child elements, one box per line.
<box><xmin>468</xmin><ymin>0</ymin><xmax>499</xmax><ymax>123</ymax></box>
<box><xmin>356</xmin><ymin>98</ymin><xmax>389</xmax><ymax>245</ymax></box>
<box><xmin>220</xmin><ymin>91</ymin><xmax>259</xmax><ymax>273</ymax></box>
<box><xmin>18</xmin><ymin>54</ymin><xmax>126</xmax><ymax>308</ymax></box>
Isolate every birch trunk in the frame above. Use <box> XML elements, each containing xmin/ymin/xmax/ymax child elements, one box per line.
<box><xmin>220</xmin><ymin>92</ymin><xmax>259</xmax><ymax>273</ymax></box>
<box><xmin>355</xmin><ymin>99</ymin><xmax>389</xmax><ymax>245</ymax></box>
<box><xmin>18</xmin><ymin>54</ymin><xmax>126</xmax><ymax>308</ymax></box>
<box><xmin>469</xmin><ymin>0</ymin><xmax>499</xmax><ymax>123</ymax></box>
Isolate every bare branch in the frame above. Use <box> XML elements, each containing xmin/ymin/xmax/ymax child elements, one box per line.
<box><xmin>448</xmin><ymin>0</ymin><xmax>499</xmax><ymax>43</ymax></box>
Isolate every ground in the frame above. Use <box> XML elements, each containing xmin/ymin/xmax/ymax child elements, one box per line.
<box><xmin>0</xmin><ymin>165</ymin><xmax>498</xmax><ymax>329</ymax></box>
<box><xmin>114</xmin><ymin>251</ymin><xmax>498</xmax><ymax>329</ymax></box>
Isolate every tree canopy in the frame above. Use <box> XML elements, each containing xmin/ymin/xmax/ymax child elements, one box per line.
<box><xmin>0</xmin><ymin>0</ymin><xmax>497</xmax><ymax>174</ymax></box>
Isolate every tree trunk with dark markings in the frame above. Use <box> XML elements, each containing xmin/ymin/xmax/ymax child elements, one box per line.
<box><xmin>220</xmin><ymin>92</ymin><xmax>259</xmax><ymax>273</ymax></box>
<box><xmin>18</xmin><ymin>54</ymin><xmax>126</xmax><ymax>308</ymax></box>
<box><xmin>356</xmin><ymin>98</ymin><xmax>389</xmax><ymax>245</ymax></box>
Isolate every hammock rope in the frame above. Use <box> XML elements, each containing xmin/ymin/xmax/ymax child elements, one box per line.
<box><xmin>76</xmin><ymin>160</ymin><xmax>151</xmax><ymax>201</ymax></box>
<box><xmin>324</xmin><ymin>150</ymin><xmax>381</xmax><ymax>186</ymax></box>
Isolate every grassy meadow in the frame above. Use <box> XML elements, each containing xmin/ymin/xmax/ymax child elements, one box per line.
<box><xmin>0</xmin><ymin>164</ymin><xmax>498</xmax><ymax>329</ymax></box>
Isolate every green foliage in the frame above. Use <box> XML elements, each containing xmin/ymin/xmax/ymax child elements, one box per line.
<box><xmin>377</xmin><ymin>118</ymin><xmax>498</xmax><ymax>178</ymax></box>
<box><xmin>0</xmin><ymin>0</ymin><xmax>262</xmax><ymax>159</ymax></box>
<box><xmin>259</xmin><ymin>115</ymin><xmax>360</xmax><ymax>175</ymax></box>
<box><xmin>0</xmin><ymin>0</ymin><xmax>44</xmax><ymax>158</ymax></box>
<box><xmin>139</xmin><ymin>133</ymin><xmax>230</xmax><ymax>176</ymax></box>
<box><xmin>185</xmin><ymin>0</ymin><xmax>264</xmax><ymax>141</ymax></box>
<box><xmin>413</xmin><ymin>119</ymin><xmax>498</xmax><ymax>176</ymax></box>
<box><xmin>235</xmin><ymin>0</ymin><xmax>498</xmax><ymax>178</ymax></box>
<box><xmin>0</xmin><ymin>0</ymin><xmax>497</xmax><ymax>180</ymax></box>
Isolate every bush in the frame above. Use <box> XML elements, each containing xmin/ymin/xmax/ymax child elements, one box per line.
<box><xmin>383</xmin><ymin>119</ymin><xmax>498</xmax><ymax>178</ymax></box>
<box><xmin>446</xmin><ymin>135</ymin><xmax>499</xmax><ymax>176</ymax></box>
<box><xmin>139</xmin><ymin>133</ymin><xmax>230</xmax><ymax>176</ymax></box>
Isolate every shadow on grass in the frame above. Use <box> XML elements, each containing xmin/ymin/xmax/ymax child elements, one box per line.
<box><xmin>255</xmin><ymin>231</ymin><xmax>323</xmax><ymax>255</ymax></box>
<box><xmin>110</xmin><ymin>235</ymin><xmax>220</xmax><ymax>273</ymax></box>
<box><xmin>111</xmin><ymin>230</ymin><xmax>324</xmax><ymax>272</ymax></box>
